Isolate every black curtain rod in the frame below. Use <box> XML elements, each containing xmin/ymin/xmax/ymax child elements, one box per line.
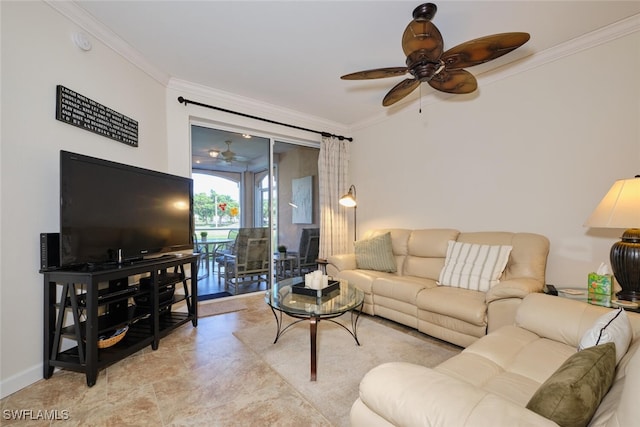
<box><xmin>177</xmin><ymin>96</ymin><xmax>353</xmax><ymax>142</ymax></box>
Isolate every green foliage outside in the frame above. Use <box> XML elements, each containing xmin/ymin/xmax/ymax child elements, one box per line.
<box><xmin>193</xmin><ymin>190</ymin><xmax>239</xmax><ymax>227</ymax></box>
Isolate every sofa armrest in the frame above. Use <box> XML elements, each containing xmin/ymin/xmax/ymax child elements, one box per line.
<box><xmin>354</xmin><ymin>362</ymin><xmax>557</xmax><ymax>427</ymax></box>
<box><xmin>486</xmin><ymin>278</ymin><xmax>544</xmax><ymax>303</ymax></box>
<box><xmin>326</xmin><ymin>253</ymin><xmax>356</xmax><ymax>276</ymax></box>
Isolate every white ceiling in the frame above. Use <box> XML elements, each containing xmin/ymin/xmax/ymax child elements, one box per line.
<box><xmin>69</xmin><ymin>1</ymin><xmax>640</xmax><ymax>127</ymax></box>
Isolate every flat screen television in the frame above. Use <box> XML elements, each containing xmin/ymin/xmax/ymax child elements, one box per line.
<box><xmin>60</xmin><ymin>150</ymin><xmax>194</xmax><ymax>268</ymax></box>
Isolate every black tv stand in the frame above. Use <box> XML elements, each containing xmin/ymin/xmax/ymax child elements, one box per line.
<box><xmin>41</xmin><ymin>253</ymin><xmax>198</xmax><ymax>386</ymax></box>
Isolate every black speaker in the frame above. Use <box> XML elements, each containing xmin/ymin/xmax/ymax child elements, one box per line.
<box><xmin>40</xmin><ymin>233</ymin><xmax>60</xmax><ymax>270</ymax></box>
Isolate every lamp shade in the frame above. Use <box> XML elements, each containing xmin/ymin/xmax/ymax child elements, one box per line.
<box><xmin>339</xmin><ymin>185</ymin><xmax>357</xmax><ymax>241</ymax></box>
<box><xmin>339</xmin><ymin>185</ymin><xmax>357</xmax><ymax>208</ymax></box>
<box><xmin>585</xmin><ymin>177</ymin><xmax>640</xmax><ymax>228</ymax></box>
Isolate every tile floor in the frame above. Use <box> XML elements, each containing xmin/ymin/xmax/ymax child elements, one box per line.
<box><xmin>2</xmin><ymin>291</ymin><xmax>447</xmax><ymax>426</ymax></box>
<box><xmin>1</xmin><ymin>294</ymin><xmax>332</xmax><ymax>426</ymax></box>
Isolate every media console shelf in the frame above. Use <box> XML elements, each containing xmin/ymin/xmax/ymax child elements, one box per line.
<box><xmin>41</xmin><ymin>254</ymin><xmax>198</xmax><ymax>386</ymax></box>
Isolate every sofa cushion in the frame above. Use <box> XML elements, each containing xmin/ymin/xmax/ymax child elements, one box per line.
<box><xmin>516</xmin><ymin>293</ymin><xmax>618</xmax><ymax>348</ymax></box>
<box><xmin>335</xmin><ymin>269</ymin><xmax>393</xmax><ymax>316</ymax></box>
<box><xmin>578</xmin><ymin>307</ymin><xmax>632</xmax><ymax>365</ymax></box>
<box><xmin>456</xmin><ymin>232</ymin><xmax>549</xmax><ymax>283</ymax></box>
<box><xmin>356</xmin><ymin>362</ymin><xmax>558</xmax><ymax>427</ymax></box>
<box><xmin>436</xmin><ymin>325</ymin><xmax>576</xmax><ymax>406</ymax></box>
<box><xmin>590</xmin><ymin>339</ymin><xmax>640</xmax><ymax>427</ymax></box>
<box><xmin>362</xmin><ymin>228</ymin><xmax>412</xmax><ymax>256</ymax></box>
<box><xmin>526</xmin><ymin>342</ymin><xmax>616</xmax><ymax>427</ymax></box>
<box><xmin>438</xmin><ymin>240</ymin><xmax>512</xmax><ymax>292</ymax></box>
<box><xmin>373</xmin><ymin>276</ymin><xmax>435</xmax><ymax>304</ymax></box>
<box><xmin>355</xmin><ymin>232</ymin><xmax>397</xmax><ymax>272</ymax></box>
<box><xmin>407</xmin><ymin>229</ymin><xmax>460</xmax><ymax>257</ymax></box>
<box><xmin>417</xmin><ymin>286</ymin><xmax>487</xmax><ymax>326</ymax></box>
<box><xmin>588</xmin><ymin>340</ymin><xmax>640</xmax><ymax>426</ymax></box>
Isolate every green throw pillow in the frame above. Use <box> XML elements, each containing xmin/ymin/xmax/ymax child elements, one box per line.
<box><xmin>526</xmin><ymin>343</ymin><xmax>616</xmax><ymax>427</ymax></box>
<box><xmin>354</xmin><ymin>232</ymin><xmax>397</xmax><ymax>273</ymax></box>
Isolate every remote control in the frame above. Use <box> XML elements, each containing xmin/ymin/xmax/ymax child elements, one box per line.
<box><xmin>545</xmin><ymin>284</ymin><xmax>558</xmax><ymax>296</ymax></box>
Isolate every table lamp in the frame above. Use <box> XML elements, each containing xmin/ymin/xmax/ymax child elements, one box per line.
<box><xmin>339</xmin><ymin>185</ymin><xmax>357</xmax><ymax>241</ymax></box>
<box><xmin>585</xmin><ymin>176</ymin><xmax>640</xmax><ymax>301</ymax></box>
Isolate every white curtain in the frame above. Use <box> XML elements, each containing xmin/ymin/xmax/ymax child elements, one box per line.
<box><xmin>318</xmin><ymin>136</ymin><xmax>351</xmax><ymax>258</ymax></box>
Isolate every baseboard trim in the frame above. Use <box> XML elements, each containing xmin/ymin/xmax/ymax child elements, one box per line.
<box><xmin>1</xmin><ymin>364</ymin><xmax>42</xmax><ymax>399</ymax></box>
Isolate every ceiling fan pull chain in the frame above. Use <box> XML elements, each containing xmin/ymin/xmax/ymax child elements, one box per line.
<box><xmin>419</xmin><ymin>84</ymin><xmax>422</xmax><ymax>114</ymax></box>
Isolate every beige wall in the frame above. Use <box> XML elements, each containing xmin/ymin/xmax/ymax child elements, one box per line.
<box><xmin>1</xmin><ymin>1</ymin><xmax>168</xmax><ymax>397</ymax></box>
<box><xmin>350</xmin><ymin>31</ymin><xmax>640</xmax><ymax>288</ymax></box>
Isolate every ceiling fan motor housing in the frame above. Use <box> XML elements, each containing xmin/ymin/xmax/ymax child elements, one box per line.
<box><xmin>406</xmin><ymin>50</ymin><xmax>443</xmax><ymax>82</ymax></box>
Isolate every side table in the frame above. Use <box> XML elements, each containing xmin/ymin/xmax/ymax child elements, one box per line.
<box><xmin>544</xmin><ymin>285</ymin><xmax>640</xmax><ymax>312</ymax></box>
<box><xmin>274</xmin><ymin>253</ymin><xmax>299</xmax><ymax>279</ymax></box>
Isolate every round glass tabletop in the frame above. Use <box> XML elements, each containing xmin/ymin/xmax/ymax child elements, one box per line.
<box><xmin>265</xmin><ymin>276</ymin><xmax>364</xmax><ymax>317</ymax></box>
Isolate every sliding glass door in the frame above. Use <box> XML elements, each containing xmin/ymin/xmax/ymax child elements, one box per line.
<box><xmin>191</xmin><ymin>125</ymin><xmax>319</xmax><ymax>299</ymax></box>
<box><xmin>272</xmin><ymin>141</ymin><xmax>320</xmax><ymax>262</ymax></box>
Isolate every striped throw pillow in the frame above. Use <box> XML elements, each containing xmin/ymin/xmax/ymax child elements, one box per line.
<box><xmin>355</xmin><ymin>232</ymin><xmax>397</xmax><ymax>273</ymax></box>
<box><xmin>438</xmin><ymin>240</ymin><xmax>512</xmax><ymax>292</ymax></box>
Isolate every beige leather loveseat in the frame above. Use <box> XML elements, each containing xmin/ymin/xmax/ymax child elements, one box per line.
<box><xmin>327</xmin><ymin>229</ymin><xmax>550</xmax><ymax>347</ymax></box>
<box><xmin>351</xmin><ymin>293</ymin><xmax>640</xmax><ymax>426</ymax></box>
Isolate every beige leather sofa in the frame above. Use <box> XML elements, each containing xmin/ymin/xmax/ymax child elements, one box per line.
<box><xmin>351</xmin><ymin>293</ymin><xmax>640</xmax><ymax>427</ymax></box>
<box><xmin>327</xmin><ymin>229</ymin><xmax>550</xmax><ymax>347</ymax></box>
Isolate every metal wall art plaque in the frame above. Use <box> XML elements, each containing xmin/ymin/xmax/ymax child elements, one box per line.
<box><xmin>55</xmin><ymin>85</ymin><xmax>138</xmax><ymax>147</ymax></box>
<box><xmin>292</xmin><ymin>175</ymin><xmax>313</xmax><ymax>224</ymax></box>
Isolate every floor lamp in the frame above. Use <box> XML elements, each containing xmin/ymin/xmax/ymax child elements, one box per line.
<box><xmin>339</xmin><ymin>185</ymin><xmax>357</xmax><ymax>241</ymax></box>
<box><xmin>585</xmin><ymin>176</ymin><xmax>640</xmax><ymax>301</ymax></box>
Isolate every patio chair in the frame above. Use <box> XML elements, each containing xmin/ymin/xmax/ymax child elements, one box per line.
<box><xmin>289</xmin><ymin>228</ymin><xmax>320</xmax><ymax>275</ymax></box>
<box><xmin>223</xmin><ymin>227</ymin><xmax>270</xmax><ymax>293</ymax></box>
<box><xmin>214</xmin><ymin>229</ymin><xmax>239</xmax><ymax>281</ymax></box>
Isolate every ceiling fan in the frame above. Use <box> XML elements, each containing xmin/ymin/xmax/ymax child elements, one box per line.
<box><xmin>218</xmin><ymin>140</ymin><xmax>247</xmax><ymax>163</ymax></box>
<box><xmin>341</xmin><ymin>3</ymin><xmax>530</xmax><ymax>106</ymax></box>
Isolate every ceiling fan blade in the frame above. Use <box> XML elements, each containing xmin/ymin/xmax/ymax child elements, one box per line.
<box><xmin>440</xmin><ymin>32</ymin><xmax>530</xmax><ymax>70</ymax></box>
<box><xmin>401</xmin><ymin>19</ymin><xmax>444</xmax><ymax>59</ymax></box>
<box><xmin>428</xmin><ymin>69</ymin><xmax>477</xmax><ymax>94</ymax></box>
<box><xmin>341</xmin><ymin>67</ymin><xmax>408</xmax><ymax>80</ymax></box>
<box><xmin>382</xmin><ymin>78</ymin><xmax>421</xmax><ymax>106</ymax></box>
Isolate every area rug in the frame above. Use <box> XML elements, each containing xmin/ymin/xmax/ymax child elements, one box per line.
<box><xmin>198</xmin><ymin>298</ymin><xmax>248</xmax><ymax>318</ymax></box>
<box><xmin>233</xmin><ymin>316</ymin><xmax>461</xmax><ymax>427</ymax></box>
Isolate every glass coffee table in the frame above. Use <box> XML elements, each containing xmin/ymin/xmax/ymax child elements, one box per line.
<box><xmin>265</xmin><ymin>276</ymin><xmax>364</xmax><ymax>381</ymax></box>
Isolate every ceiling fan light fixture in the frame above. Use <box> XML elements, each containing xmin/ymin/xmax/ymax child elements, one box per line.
<box><xmin>209</xmin><ymin>150</ymin><xmax>220</xmax><ymax>158</ymax></box>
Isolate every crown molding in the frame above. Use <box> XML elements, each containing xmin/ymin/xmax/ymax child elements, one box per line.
<box><xmin>168</xmin><ymin>78</ymin><xmax>350</xmax><ymax>137</ymax></box>
<box><xmin>350</xmin><ymin>13</ymin><xmax>640</xmax><ymax>131</ymax></box>
<box><xmin>44</xmin><ymin>0</ymin><xmax>171</xmax><ymax>85</ymax></box>
<box><xmin>46</xmin><ymin>1</ymin><xmax>638</xmax><ymax>133</ymax></box>
<box><xmin>46</xmin><ymin>0</ymin><xmax>348</xmax><ymax>137</ymax></box>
